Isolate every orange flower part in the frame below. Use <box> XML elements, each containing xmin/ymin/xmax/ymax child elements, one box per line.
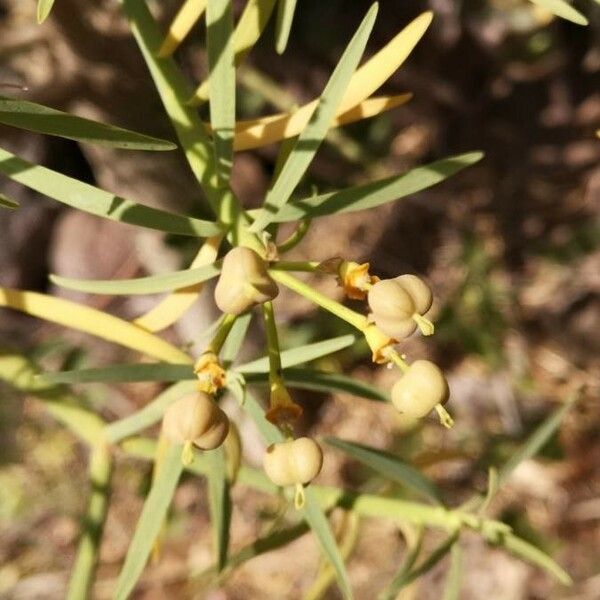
<box><xmin>265</xmin><ymin>381</ymin><xmax>303</xmax><ymax>426</ymax></box>
<box><xmin>194</xmin><ymin>351</ymin><xmax>227</xmax><ymax>394</ymax></box>
<box><xmin>338</xmin><ymin>261</ymin><xmax>378</xmax><ymax>300</ymax></box>
<box><xmin>363</xmin><ymin>323</ymin><xmax>396</xmax><ymax>364</ymax></box>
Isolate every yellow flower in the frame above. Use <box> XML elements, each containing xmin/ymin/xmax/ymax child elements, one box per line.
<box><xmin>194</xmin><ymin>351</ymin><xmax>227</xmax><ymax>394</ymax></box>
<box><xmin>338</xmin><ymin>260</ymin><xmax>378</xmax><ymax>300</ymax></box>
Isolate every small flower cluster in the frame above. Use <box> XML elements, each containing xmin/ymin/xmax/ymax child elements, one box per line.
<box><xmin>160</xmin><ymin>247</ymin><xmax>450</xmax><ymax>504</ymax></box>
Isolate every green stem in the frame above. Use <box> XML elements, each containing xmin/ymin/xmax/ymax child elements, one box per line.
<box><xmin>66</xmin><ymin>443</ymin><xmax>113</xmax><ymax>600</ymax></box>
<box><xmin>271</xmin><ymin>260</ymin><xmax>321</xmax><ymax>272</ymax></box>
<box><xmin>207</xmin><ymin>313</ymin><xmax>238</xmax><ymax>355</ymax></box>
<box><xmin>262</xmin><ymin>301</ymin><xmax>282</xmax><ymax>383</ymax></box>
<box><xmin>276</xmin><ymin>218</ymin><xmax>312</xmax><ymax>254</ymax></box>
<box><xmin>270</xmin><ymin>270</ymin><xmax>368</xmax><ymax>331</ymax></box>
<box><xmin>389</xmin><ymin>349</ymin><xmax>409</xmax><ymax>373</ymax></box>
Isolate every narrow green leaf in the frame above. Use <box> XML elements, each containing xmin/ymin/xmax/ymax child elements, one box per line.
<box><xmin>442</xmin><ymin>543</ymin><xmax>462</xmax><ymax>600</ymax></box>
<box><xmin>0</xmin><ymin>146</ymin><xmax>223</xmax><ymax>237</ymax></box>
<box><xmin>50</xmin><ymin>262</ymin><xmax>220</xmax><ymax>295</ymax></box>
<box><xmin>114</xmin><ymin>443</ymin><xmax>184</xmax><ymax>600</ymax></box>
<box><xmin>249</xmin><ymin>3</ymin><xmax>379</xmax><ymax>232</ymax></box>
<box><xmin>325</xmin><ymin>437</ymin><xmax>443</xmax><ymax>504</ymax></box>
<box><xmin>264</xmin><ymin>152</ymin><xmax>484</xmax><ymax>223</ymax></box>
<box><xmin>207</xmin><ymin>448</ymin><xmax>231</xmax><ymax>571</ymax></box>
<box><xmin>37</xmin><ymin>0</ymin><xmax>55</xmax><ymax>23</ymax></box>
<box><xmin>67</xmin><ymin>443</ymin><xmax>113</xmax><ymax>600</ymax></box>
<box><xmin>236</xmin><ymin>335</ymin><xmax>356</xmax><ymax>374</ymax></box>
<box><xmin>498</xmin><ymin>394</ymin><xmax>578</xmax><ymax>486</ymax></box>
<box><xmin>105</xmin><ymin>381</ymin><xmax>198</xmax><ymax>443</ymax></box>
<box><xmin>529</xmin><ymin>0</ymin><xmax>588</xmax><ymax>25</ymax></box>
<box><xmin>302</xmin><ymin>486</ymin><xmax>353</xmax><ymax>600</ymax></box>
<box><xmin>500</xmin><ymin>532</ymin><xmax>572</xmax><ymax>585</ymax></box>
<box><xmin>37</xmin><ymin>363</ymin><xmax>195</xmax><ymax>386</ymax></box>
<box><xmin>244</xmin><ymin>368</ymin><xmax>389</xmax><ymax>402</ymax></box>
<box><xmin>0</xmin><ymin>193</ymin><xmax>19</xmax><ymax>209</ymax></box>
<box><xmin>241</xmin><ymin>390</ymin><xmax>284</xmax><ymax>444</ymax></box>
<box><xmin>274</xmin><ymin>0</ymin><xmax>297</xmax><ymax>54</ymax></box>
<box><xmin>221</xmin><ymin>313</ymin><xmax>253</xmax><ymax>365</ymax></box>
<box><xmin>0</xmin><ymin>96</ymin><xmax>177</xmax><ymax>150</ymax></box>
<box><xmin>206</xmin><ymin>0</ymin><xmax>235</xmax><ymax>183</ymax></box>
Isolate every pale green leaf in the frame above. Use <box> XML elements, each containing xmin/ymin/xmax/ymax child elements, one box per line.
<box><xmin>105</xmin><ymin>381</ymin><xmax>198</xmax><ymax>443</ymax></box>
<box><xmin>207</xmin><ymin>448</ymin><xmax>231</xmax><ymax>571</ymax></box>
<box><xmin>302</xmin><ymin>487</ymin><xmax>353</xmax><ymax>600</ymax></box>
<box><xmin>263</xmin><ymin>152</ymin><xmax>484</xmax><ymax>223</ymax></box>
<box><xmin>529</xmin><ymin>0</ymin><xmax>588</xmax><ymax>25</ymax></box>
<box><xmin>222</xmin><ymin>313</ymin><xmax>253</xmax><ymax>365</ymax></box>
<box><xmin>50</xmin><ymin>262</ymin><xmax>220</xmax><ymax>295</ymax></box>
<box><xmin>114</xmin><ymin>443</ymin><xmax>184</xmax><ymax>600</ymax></box>
<box><xmin>442</xmin><ymin>543</ymin><xmax>463</xmax><ymax>600</ymax></box>
<box><xmin>244</xmin><ymin>368</ymin><xmax>389</xmax><ymax>402</ymax></box>
<box><xmin>0</xmin><ymin>193</ymin><xmax>18</xmax><ymax>209</ymax></box>
<box><xmin>249</xmin><ymin>3</ymin><xmax>379</xmax><ymax>232</ymax></box>
<box><xmin>274</xmin><ymin>0</ymin><xmax>297</xmax><ymax>54</ymax></box>
<box><xmin>236</xmin><ymin>335</ymin><xmax>356</xmax><ymax>374</ymax></box>
<box><xmin>37</xmin><ymin>0</ymin><xmax>55</xmax><ymax>23</ymax></box>
<box><xmin>0</xmin><ymin>96</ymin><xmax>177</xmax><ymax>150</ymax></box>
<box><xmin>207</xmin><ymin>0</ymin><xmax>235</xmax><ymax>183</ymax></box>
<box><xmin>324</xmin><ymin>437</ymin><xmax>443</xmax><ymax>504</ymax></box>
<box><xmin>37</xmin><ymin>363</ymin><xmax>195</xmax><ymax>386</ymax></box>
<box><xmin>0</xmin><ymin>146</ymin><xmax>223</xmax><ymax>237</ymax></box>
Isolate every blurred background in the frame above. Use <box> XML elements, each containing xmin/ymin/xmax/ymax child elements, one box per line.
<box><xmin>0</xmin><ymin>0</ymin><xmax>599</xmax><ymax>598</ymax></box>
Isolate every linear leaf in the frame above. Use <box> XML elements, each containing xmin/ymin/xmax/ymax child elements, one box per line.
<box><xmin>325</xmin><ymin>437</ymin><xmax>443</xmax><ymax>504</ymax></box>
<box><xmin>207</xmin><ymin>448</ymin><xmax>231</xmax><ymax>571</ymax></box>
<box><xmin>261</xmin><ymin>152</ymin><xmax>484</xmax><ymax>223</ymax></box>
<box><xmin>37</xmin><ymin>0</ymin><xmax>55</xmax><ymax>23</ymax></box>
<box><xmin>50</xmin><ymin>262</ymin><xmax>220</xmax><ymax>295</ymax></box>
<box><xmin>498</xmin><ymin>394</ymin><xmax>578</xmax><ymax>486</ymax></box>
<box><xmin>190</xmin><ymin>0</ymin><xmax>278</xmax><ymax>104</ymax></box>
<box><xmin>244</xmin><ymin>368</ymin><xmax>389</xmax><ymax>402</ymax></box>
<box><xmin>0</xmin><ymin>193</ymin><xmax>19</xmax><ymax>209</ymax></box>
<box><xmin>0</xmin><ymin>96</ymin><xmax>177</xmax><ymax>150</ymax></box>
<box><xmin>249</xmin><ymin>3</ymin><xmax>378</xmax><ymax>232</ymax></box>
<box><xmin>0</xmin><ymin>287</ymin><xmax>192</xmax><ymax>364</ymax></box>
<box><xmin>274</xmin><ymin>0</ymin><xmax>297</xmax><ymax>54</ymax></box>
<box><xmin>235</xmin><ymin>335</ymin><xmax>356</xmax><ymax>374</ymax></box>
<box><xmin>442</xmin><ymin>543</ymin><xmax>462</xmax><ymax>600</ymax></box>
<box><xmin>529</xmin><ymin>0</ymin><xmax>588</xmax><ymax>25</ymax></box>
<box><xmin>0</xmin><ymin>146</ymin><xmax>222</xmax><ymax>237</ymax></box>
<box><xmin>207</xmin><ymin>0</ymin><xmax>235</xmax><ymax>183</ymax></box>
<box><xmin>114</xmin><ymin>443</ymin><xmax>184</xmax><ymax>600</ymax></box>
<box><xmin>37</xmin><ymin>363</ymin><xmax>195</xmax><ymax>386</ymax></box>
<box><xmin>302</xmin><ymin>487</ymin><xmax>353</xmax><ymax>600</ymax></box>
<box><xmin>105</xmin><ymin>381</ymin><xmax>198</xmax><ymax>443</ymax></box>
<box><xmin>222</xmin><ymin>312</ymin><xmax>253</xmax><ymax>364</ymax></box>
<box><xmin>157</xmin><ymin>0</ymin><xmax>207</xmax><ymax>57</ymax></box>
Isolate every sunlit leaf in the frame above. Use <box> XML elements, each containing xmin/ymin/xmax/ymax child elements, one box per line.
<box><xmin>114</xmin><ymin>442</ymin><xmax>184</xmax><ymax>600</ymax></box>
<box><xmin>274</xmin><ymin>0</ymin><xmax>297</xmax><ymax>54</ymax></box>
<box><xmin>529</xmin><ymin>0</ymin><xmax>588</xmax><ymax>25</ymax></box>
<box><xmin>37</xmin><ymin>0</ymin><xmax>55</xmax><ymax>23</ymax></box>
<box><xmin>50</xmin><ymin>262</ymin><xmax>220</xmax><ymax>295</ymax></box>
<box><xmin>254</xmin><ymin>152</ymin><xmax>484</xmax><ymax>223</ymax></box>
<box><xmin>105</xmin><ymin>381</ymin><xmax>198</xmax><ymax>443</ymax></box>
<box><xmin>157</xmin><ymin>0</ymin><xmax>207</xmax><ymax>57</ymax></box>
<box><xmin>0</xmin><ymin>287</ymin><xmax>192</xmax><ymax>364</ymax></box>
<box><xmin>133</xmin><ymin>235</ymin><xmax>222</xmax><ymax>332</ymax></box>
<box><xmin>0</xmin><ymin>146</ymin><xmax>223</xmax><ymax>237</ymax></box>
<box><xmin>0</xmin><ymin>96</ymin><xmax>177</xmax><ymax>150</ymax></box>
<box><xmin>249</xmin><ymin>4</ymin><xmax>379</xmax><ymax>232</ymax></box>
<box><xmin>191</xmin><ymin>0</ymin><xmax>278</xmax><ymax>104</ymax></box>
<box><xmin>207</xmin><ymin>448</ymin><xmax>231</xmax><ymax>571</ymax></box>
<box><xmin>0</xmin><ymin>193</ymin><xmax>18</xmax><ymax>209</ymax></box>
<box><xmin>325</xmin><ymin>437</ymin><xmax>443</xmax><ymax>503</ymax></box>
<box><xmin>235</xmin><ymin>335</ymin><xmax>356</xmax><ymax>374</ymax></box>
<box><xmin>232</xmin><ymin>94</ymin><xmax>411</xmax><ymax>151</ymax></box>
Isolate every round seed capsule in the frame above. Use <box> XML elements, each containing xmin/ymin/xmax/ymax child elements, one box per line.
<box><xmin>394</xmin><ymin>274</ymin><xmax>433</xmax><ymax>315</ymax></box>
<box><xmin>391</xmin><ymin>360</ymin><xmax>449</xmax><ymax>419</ymax></box>
<box><xmin>368</xmin><ymin>279</ymin><xmax>415</xmax><ymax>321</ymax></box>
<box><xmin>263</xmin><ymin>437</ymin><xmax>323</xmax><ymax>487</ymax></box>
<box><xmin>214</xmin><ymin>246</ymin><xmax>279</xmax><ymax>315</ymax></box>
<box><xmin>162</xmin><ymin>392</ymin><xmax>229</xmax><ymax>450</ymax></box>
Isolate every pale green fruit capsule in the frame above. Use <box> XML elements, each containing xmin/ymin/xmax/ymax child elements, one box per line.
<box><xmin>263</xmin><ymin>437</ymin><xmax>323</xmax><ymax>487</ymax></box>
<box><xmin>391</xmin><ymin>360</ymin><xmax>449</xmax><ymax>419</ymax></box>
<box><xmin>368</xmin><ymin>279</ymin><xmax>415</xmax><ymax>321</ymax></box>
<box><xmin>214</xmin><ymin>246</ymin><xmax>279</xmax><ymax>315</ymax></box>
<box><xmin>162</xmin><ymin>392</ymin><xmax>229</xmax><ymax>450</ymax></box>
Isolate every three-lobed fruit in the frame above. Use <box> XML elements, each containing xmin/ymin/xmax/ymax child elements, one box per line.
<box><xmin>263</xmin><ymin>437</ymin><xmax>323</xmax><ymax>487</ymax></box>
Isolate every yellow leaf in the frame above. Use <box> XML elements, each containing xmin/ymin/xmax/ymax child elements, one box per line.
<box><xmin>0</xmin><ymin>287</ymin><xmax>192</xmax><ymax>364</ymax></box>
<box><xmin>231</xmin><ymin>93</ymin><xmax>412</xmax><ymax>150</ymax></box>
<box><xmin>133</xmin><ymin>235</ymin><xmax>222</xmax><ymax>332</ymax></box>
<box><xmin>157</xmin><ymin>0</ymin><xmax>207</xmax><ymax>58</ymax></box>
